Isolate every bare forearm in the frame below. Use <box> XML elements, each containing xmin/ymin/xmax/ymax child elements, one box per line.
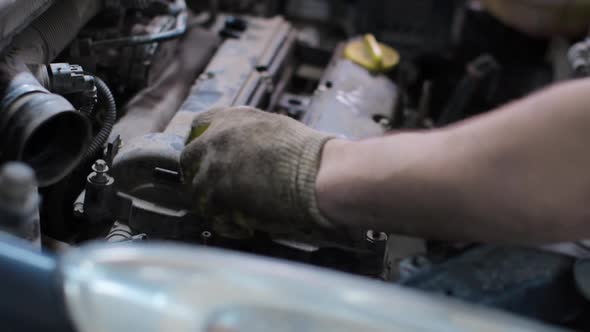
<box><xmin>317</xmin><ymin>78</ymin><xmax>590</xmax><ymax>244</ymax></box>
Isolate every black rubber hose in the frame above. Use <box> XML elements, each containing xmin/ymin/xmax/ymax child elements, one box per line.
<box><xmin>85</xmin><ymin>76</ymin><xmax>117</xmax><ymax>161</ymax></box>
<box><xmin>0</xmin><ymin>61</ymin><xmax>92</xmax><ymax>186</ymax></box>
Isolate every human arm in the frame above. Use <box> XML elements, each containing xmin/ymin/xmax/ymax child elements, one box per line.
<box><xmin>317</xmin><ymin>78</ymin><xmax>590</xmax><ymax>244</ymax></box>
<box><xmin>181</xmin><ymin>78</ymin><xmax>590</xmax><ymax>244</ymax></box>
<box><xmin>480</xmin><ymin>0</ymin><xmax>590</xmax><ymax>37</ymax></box>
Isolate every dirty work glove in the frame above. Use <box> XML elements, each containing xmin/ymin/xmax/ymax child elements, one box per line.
<box><xmin>180</xmin><ymin>107</ymin><xmax>334</xmax><ymax>238</ymax></box>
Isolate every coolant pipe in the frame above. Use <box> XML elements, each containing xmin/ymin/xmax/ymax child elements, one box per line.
<box><xmin>8</xmin><ymin>0</ymin><xmax>103</xmax><ymax>64</ymax></box>
<box><xmin>0</xmin><ymin>62</ymin><xmax>92</xmax><ymax>186</ymax></box>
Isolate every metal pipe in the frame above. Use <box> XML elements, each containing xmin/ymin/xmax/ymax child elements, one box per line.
<box><xmin>0</xmin><ymin>0</ymin><xmax>54</xmax><ymax>54</ymax></box>
<box><xmin>89</xmin><ymin>11</ymin><xmax>188</xmax><ymax>49</ymax></box>
<box><xmin>9</xmin><ymin>0</ymin><xmax>104</xmax><ymax>64</ymax></box>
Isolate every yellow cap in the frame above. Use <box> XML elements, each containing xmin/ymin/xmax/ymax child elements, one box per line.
<box><xmin>344</xmin><ymin>34</ymin><xmax>400</xmax><ymax>73</ymax></box>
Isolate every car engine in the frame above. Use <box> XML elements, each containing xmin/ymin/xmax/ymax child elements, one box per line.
<box><xmin>1</xmin><ymin>0</ymin><xmax>590</xmax><ymax>330</ymax></box>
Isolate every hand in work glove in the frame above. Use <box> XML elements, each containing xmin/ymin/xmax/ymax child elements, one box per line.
<box><xmin>180</xmin><ymin>107</ymin><xmax>334</xmax><ymax>238</ymax></box>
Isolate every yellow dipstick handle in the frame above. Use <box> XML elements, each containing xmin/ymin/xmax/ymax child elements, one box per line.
<box><xmin>344</xmin><ymin>34</ymin><xmax>400</xmax><ymax>72</ymax></box>
<box><xmin>364</xmin><ymin>34</ymin><xmax>383</xmax><ymax>70</ymax></box>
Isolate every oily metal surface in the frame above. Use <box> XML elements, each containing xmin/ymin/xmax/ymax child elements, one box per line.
<box><xmin>111</xmin><ymin>16</ymin><xmax>296</xmax><ymax>238</ymax></box>
<box><xmin>303</xmin><ymin>57</ymin><xmax>395</xmax><ymax>140</ymax></box>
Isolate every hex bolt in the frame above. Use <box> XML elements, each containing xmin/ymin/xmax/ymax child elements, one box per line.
<box><xmin>92</xmin><ymin>159</ymin><xmax>108</xmax><ymax>172</ymax></box>
<box><xmin>378</xmin><ymin>117</ymin><xmax>390</xmax><ymax>127</ymax></box>
<box><xmin>366</xmin><ymin>229</ymin><xmax>388</xmax><ymax>243</ymax></box>
<box><xmin>198</xmin><ymin>72</ymin><xmax>215</xmax><ymax>81</ymax></box>
<box><xmin>201</xmin><ymin>230</ymin><xmax>212</xmax><ymax>245</ymax></box>
<box><xmin>84</xmin><ymin>159</ymin><xmax>114</xmax><ymax>224</ymax></box>
<box><xmin>89</xmin><ymin>159</ymin><xmax>110</xmax><ymax>184</ymax></box>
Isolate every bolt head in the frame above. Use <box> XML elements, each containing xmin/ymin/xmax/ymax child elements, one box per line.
<box><xmin>366</xmin><ymin>230</ymin><xmax>388</xmax><ymax>242</ymax></box>
<box><xmin>92</xmin><ymin>160</ymin><xmax>108</xmax><ymax>173</ymax></box>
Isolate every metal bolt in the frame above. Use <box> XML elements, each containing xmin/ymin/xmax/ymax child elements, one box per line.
<box><xmin>198</xmin><ymin>72</ymin><xmax>215</xmax><ymax>81</ymax></box>
<box><xmin>366</xmin><ymin>230</ymin><xmax>388</xmax><ymax>243</ymax></box>
<box><xmin>92</xmin><ymin>159</ymin><xmax>108</xmax><ymax>172</ymax></box>
<box><xmin>316</xmin><ymin>85</ymin><xmax>329</xmax><ymax>94</ymax></box>
<box><xmin>89</xmin><ymin>159</ymin><xmax>110</xmax><ymax>184</ymax></box>
<box><xmin>258</xmin><ymin>71</ymin><xmax>274</xmax><ymax>93</ymax></box>
<box><xmin>84</xmin><ymin>160</ymin><xmax>114</xmax><ymax>223</ymax></box>
<box><xmin>201</xmin><ymin>230</ymin><xmax>212</xmax><ymax>245</ymax></box>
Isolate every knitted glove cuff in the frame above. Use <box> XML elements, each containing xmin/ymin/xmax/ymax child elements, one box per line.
<box><xmin>276</xmin><ymin>124</ymin><xmax>334</xmax><ymax>228</ymax></box>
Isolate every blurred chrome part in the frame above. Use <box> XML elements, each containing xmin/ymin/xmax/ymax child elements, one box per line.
<box><xmin>106</xmin><ymin>221</ymin><xmax>147</xmax><ymax>243</ymax></box>
<box><xmin>0</xmin><ymin>232</ymin><xmax>74</xmax><ymax>331</ymax></box>
<box><xmin>0</xmin><ymin>162</ymin><xmax>41</xmax><ymax>248</ymax></box>
<box><xmin>62</xmin><ymin>243</ymin><xmax>566</xmax><ymax>332</ymax></box>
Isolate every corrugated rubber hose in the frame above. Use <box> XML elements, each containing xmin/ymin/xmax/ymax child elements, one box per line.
<box><xmin>85</xmin><ymin>76</ymin><xmax>117</xmax><ymax>161</ymax></box>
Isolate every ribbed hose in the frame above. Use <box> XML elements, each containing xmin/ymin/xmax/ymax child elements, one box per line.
<box><xmin>85</xmin><ymin>77</ymin><xmax>117</xmax><ymax>161</ymax></box>
<box><xmin>0</xmin><ymin>62</ymin><xmax>92</xmax><ymax>186</ymax></box>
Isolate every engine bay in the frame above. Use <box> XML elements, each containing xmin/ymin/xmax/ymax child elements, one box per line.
<box><xmin>1</xmin><ymin>0</ymin><xmax>590</xmax><ymax>330</ymax></box>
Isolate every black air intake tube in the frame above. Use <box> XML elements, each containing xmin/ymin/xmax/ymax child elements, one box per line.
<box><xmin>0</xmin><ymin>0</ymin><xmax>103</xmax><ymax>186</ymax></box>
<box><xmin>0</xmin><ymin>63</ymin><xmax>91</xmax><ymax>186</ymax></box>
